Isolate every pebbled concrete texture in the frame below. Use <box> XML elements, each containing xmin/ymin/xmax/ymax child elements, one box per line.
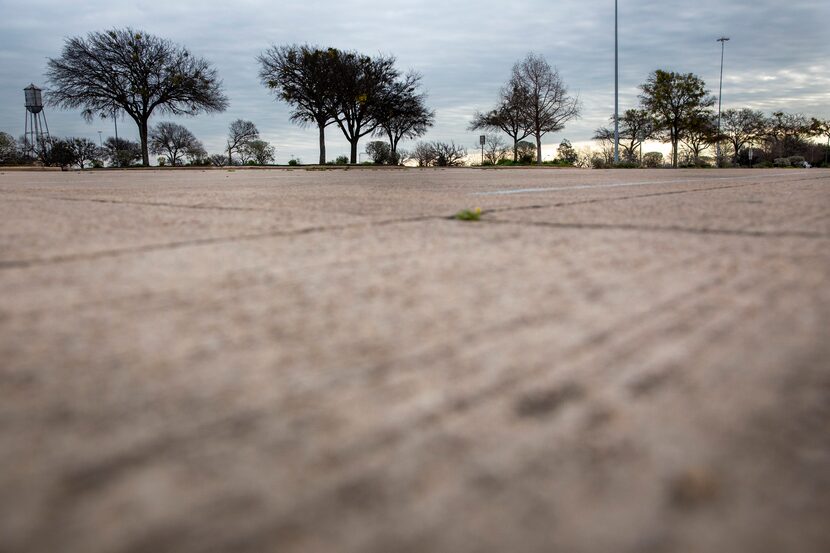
<box><xmin>1</xmin><ymin>167</ymin><xmax>829</xmax><ymax>553</ymax></box>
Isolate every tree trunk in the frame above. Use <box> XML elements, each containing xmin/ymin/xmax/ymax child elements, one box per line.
<box><xmin>318</xmin><ymin>123</ymin><xmax>326</xmax><ymax>165</ymax></box>
<box><xmin>672</xmin><ymin>138</ymin><xmax>679</xmax><ymax>168</ymax></box>
<box><xmin>513</xmin><ymin>138</ymin><xmax>518</xmax><ymax>162</ymax></box>
<box><xmin>387</xmin><ymin>131</ymin><xmax>396</xmax><ymax>165</ymax></box>
<box><xmin>139</xmin><ymin>119</ymin><xmax>150</xmax><ymax>167</ymax></box>
<box><xmin>535</xmin><ymin>133</ymin><xmax>543</xmax><ymax>165</ymax></box>
<box><xmin>350</xmin><ymin>139</ymin><xmax>358</xmax><ymax>164</ymax></box>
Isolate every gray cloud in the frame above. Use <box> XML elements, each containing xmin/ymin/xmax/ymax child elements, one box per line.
<box><xmin>1</xmin><ymin>0</ymin><xmax>828</xmax><ymax>162</ymax></box>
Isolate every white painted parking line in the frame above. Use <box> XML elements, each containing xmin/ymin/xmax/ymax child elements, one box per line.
<box><xmin>471</xmin><ymin>172</ymin><xmax>800</xmax><ymax>196</ymax></box>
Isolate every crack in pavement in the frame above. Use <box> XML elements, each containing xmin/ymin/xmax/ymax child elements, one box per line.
<box><xmin>42</xmin><ymin>196</ymin><xmax>271</xmax><ymax>212</ymax></box>
<box><xmin>0</xmin><ymin>214</ymin><xmax>437</xmax><ymax>270</ymax></box>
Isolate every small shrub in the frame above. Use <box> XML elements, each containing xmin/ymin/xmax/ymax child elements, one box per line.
<box><xmin>433</xmin><ymin>141</ymin><xmax>467</xmax><ymax>167</ymax></box>
<box><xmin>334</xmin><ymin>155</ymin><xmax>349</xmax><ymax>165</ymax></box>
<box><xmin>787</xmin><ymin>156</ymin><xmax>806</xmax><ymax>167</ymax></box>
<box><xmin>287</xmin><ymin>158</ymin><xmax>300</xmax><ymax>166</ymax></box>
<box><xmin>542</xmin><ymin>159</ymin><xmax>574</xmax><ymax>167</ymax></box>
<box><xmin>642</xmin><ymin>152</ymin><xmax>664</xmax><ymax>168</ymax></box>
<box><xmin>209</xmin><ymin>154</ymin><xmax>227</xmax><ymax>167</ymax></box>
<box><xmin>516</xmin><ymin>140</ymin><xmax>536</xmax><ymax>164</ymax></box>
<box><xmin>556</xmin><ymin>139</ymin><xmax>579</xmax><ymax>165</ymax></box>
<box><xmin>773</xmin><ymin>157</ymin><xmax>791</xmax><ymax>167</ymax></box>
<box><xmin>590</xmin><ymin>155</ymin><xmax>609</xmax><ymax>169</ymax></box>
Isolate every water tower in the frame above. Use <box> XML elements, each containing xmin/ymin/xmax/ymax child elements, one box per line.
<box><xmin>23</xmin><ymin>84</ymin><xmax>51</xmax><ymax>155</ymax></box>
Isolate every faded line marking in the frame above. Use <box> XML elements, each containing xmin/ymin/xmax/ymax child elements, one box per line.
<box><xmin>471</xmin><ymin>172</ymin><xmax>807</xmax><ymax>196</ymax></box>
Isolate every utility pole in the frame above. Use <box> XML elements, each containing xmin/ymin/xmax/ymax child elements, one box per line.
<box><xmin>613</xmin><ymin>0</ymin><xmax>619</xmax><ymax>164</ymax></box>
<box><xmin>716</xmin><ymin>37</ymin><xmax>730</xmax><ymax>167</ymax></box>
<box><xmin>112</xmin><ymin>108</ymin><xmax>120</xmax><ymax>166</ymax></box>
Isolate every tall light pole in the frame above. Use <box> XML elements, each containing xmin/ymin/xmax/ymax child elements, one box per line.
<box><xmin>716</xmin><ymin>36</ymin><xmax>730</xmax><ymax>167</ymax></box>
<box><xmin>613</xmin><ymin>0</ymin><xmax>619</xmax><ymax>164</ymax></box>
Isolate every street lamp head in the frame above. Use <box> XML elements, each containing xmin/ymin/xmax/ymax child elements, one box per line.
<box><xmin>717</xmin><ymin>37</ymin><xmax>730</xmax><ymax>42</ymax></box>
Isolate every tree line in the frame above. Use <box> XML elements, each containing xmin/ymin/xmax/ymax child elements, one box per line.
<box><xmin>0</xmin><ymin>118</ymin><xmax>278</xmax><ymax>169</ymax></box>
<box><xmin>591</xmin><ymin>70</ymin><xmax>830</xmax><ymax>168</ymax></box>
<box><xmin>3</xmin><ymin>27</ymin><xmax>828</xmax><ymax>169</ymax></box>
<box><xmin>25</xmin><ymin>28</ymin><xmax>435</xmax><ymax>168</ymax></box>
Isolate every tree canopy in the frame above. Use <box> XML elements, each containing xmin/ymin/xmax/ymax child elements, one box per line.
<box><xmin>512</xmin><ymin>53</ymin><xmax>581</xmax><ymax>164</ymax></box>
<box><xmin>258</xmin><ymin>45</ymin><xmax>337</xmax><ymax>164</ymax></box>
<box><xmin>639</xmin><ymin>70</ymin><xmax>714</xmax><ymax>168</ymax></box>
<box><xmin>471</xmin><ymin>53</ymin><xmax>579</xmax><ymax>164</ymax></box>
<box><xmin>226</xmin><ymin>120</ymin><xmax>259</xmax><ymax>165</ymax></box>
<box><xmin>149</xmin><ymin>122</ymin><xmax>202</xmax><ymax>166</ymax></box>
<box><xmin>46</xmin><ymin>28</ymin><xmax>228</xmax><ymax>166</ymax></box>
<box><xmin>469</xmin><ymin>83</ymin><xmax>532</xmax><ymax>162</ymax></box>
<box><xmin>325</xmin><ymin>51</ymin><xmax>401</xmax><ymax>163</ymax></box>
<box><xmin>375</xmin><ymin>71</ymin><xmax>434</xmax><ymax>163</ymax></box>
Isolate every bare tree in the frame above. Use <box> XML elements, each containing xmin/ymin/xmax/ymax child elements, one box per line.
<box><xmin>591</xmin><ymin>128</ymin><xmax>616</xmax><ymax>164</ymax></box>
<box><xmin>595</xmin><ymin>108</ymin><xmax>656</xmax><ymax>163</ymax></box>
<box><xmin>721</xmin><ymin>108</ymin><xmax>766</xmax><ymax>163</ymax></box>
<box><xmin>46</xmin><ymin>28</ymin><xmax>228</xmax><ymax>166</ymax></box>
<box><xmin>412</xmin><ymin>142</ymin><xmax>437</xmax><ymax>167</ymax></box>
<box><xmin>375</xmin><ymin>71</ymin><xmax>434</xmax><ymax>163</ymax></box>
<box><xmin>258</xmin><ymin>45</ymin><xmax>337</xmax><ymax>165</ymax></box>
<box><xmin>512</xmin><ymin>53</ymin><xmax>581</xmax><ymax>164</ymax></box>
<box><xmin>432</xmin><ymin>141</ymin><xmax>467</xmax><ymax>167</ymax></box>
<box><xmin>469</xmin><ymin>83</ymin><xmax>531</xmax><ymax>162</ymax></box>
<box><xmin>483</xmin><ymin>134</ymin><xmax>508</xmax><ymax>164</ymax></box>
<box><xmin>185</xmin><ymin>141</ymin><xmax>207</xmax><ymax>165</ymax></box>
<box><xmin>149</xmin><ymin>122</ymin><xmax>201</xmax><ymax>166</ymax></box>
<box><xmin>226</xmin><ymin>119</ymin><xmax>259</xmax><ymax>165</ymax></box>
<box><xmin>679</xmin><ymin>113</ymin><xmax>718</xmax><ymax>166</ymax></box>
<box><xmin>209</xmin><ymin>154</ymin><xmax>227</xmax><ymax>167</ymax></box>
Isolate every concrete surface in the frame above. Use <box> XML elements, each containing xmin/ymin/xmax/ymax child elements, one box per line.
<box><xmin>1</xmin><ymin>167</ymin><xmax>829</xmax><ymax>553</ymax></box>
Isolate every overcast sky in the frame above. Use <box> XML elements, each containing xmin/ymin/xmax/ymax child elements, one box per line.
<box><xmin>1</xmin><ymin>0</ymin><xmax>828</xmax><ymax>162</ymax></box>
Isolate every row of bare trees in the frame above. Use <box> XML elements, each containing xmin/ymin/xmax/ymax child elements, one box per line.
<box><xmin>469</xmin><ymin>53</ymin><xmax>581</xmax><ymax>164</ymax></box>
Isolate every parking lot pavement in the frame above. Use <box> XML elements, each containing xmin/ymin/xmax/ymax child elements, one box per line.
<box><xmin>1</xmin><ymin>167</ymin><xmax>829</xmax><ymax>553</ymax></box>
